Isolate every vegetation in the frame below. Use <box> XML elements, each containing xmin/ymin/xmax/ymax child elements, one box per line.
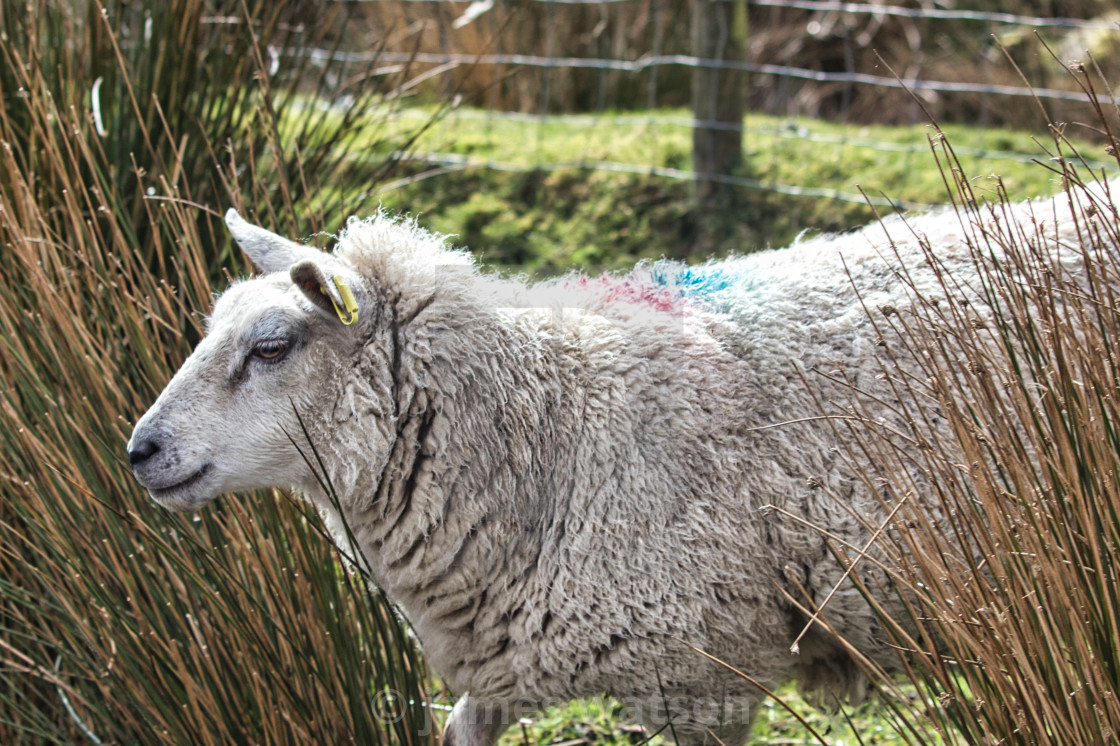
<box><xmin>371</xmin><ymin>107</ymin><xmax>1108</xmax><ymax>267</ymax></box>
<box><xmin>0</xmin><ymin>1</ymin><xmax>438</xmax><ymax>743</ymax></box>
<box><xmin>781</xmin><ymin>98</ymin><xmax>1120</xmax><ymax>742</ymax></box>
<box><xmin>487</xmin><ymin>689</ymin><xmax>943</xmax><ymax>746</ymax></box>
<box><xmin>2</xmin><ymin>0</ymin><xmax>1119</xmax><ymax>745</ymax></box>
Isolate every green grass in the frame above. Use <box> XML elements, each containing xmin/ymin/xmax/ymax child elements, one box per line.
<box><xmin>477</xmin><ymin>684</ymin><xmax>947</xmax><ymax>746</ymax></box>
<box><xmin>343</xmin><ymin>106</ymin><xmax>1112</xmax><ymax>269</ymax></box>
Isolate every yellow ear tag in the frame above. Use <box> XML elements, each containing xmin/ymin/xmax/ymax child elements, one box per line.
<box><xmin>321</xmin><ymin>276</ymin><xmax>359</xmax><ymax>325</ymax></box>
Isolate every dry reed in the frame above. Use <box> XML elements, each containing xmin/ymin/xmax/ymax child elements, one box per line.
<box><xmin>0</xmin><ymin>1</ymin><xmax>438</xmax><ymax>743</ymax></box>
<box><xmin>808</xmin><ymin>74</ymin><xmax>1120</xmax><ymax>744</ymax></box>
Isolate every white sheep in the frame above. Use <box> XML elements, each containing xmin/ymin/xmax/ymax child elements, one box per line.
<box><xmin>128</xmin><ymin>190</ymin><xmax>1104</xmax><ymax>745</ymax></box>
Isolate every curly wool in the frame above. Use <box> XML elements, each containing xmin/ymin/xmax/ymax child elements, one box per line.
<box><xmin>307</xmin><ymin>191</ymin><xmax>1103</xmax><ymax>745</ymax></box>
<box><xmin>130</xmin><ymin>187</ymin><xmax>1107</xmax><ymax>746</ymax></box>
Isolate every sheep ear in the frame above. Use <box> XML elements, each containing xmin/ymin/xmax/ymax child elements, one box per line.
<box><xmin>290</xmin><ymin>259</ymin><xmax>362</xmax><ymax>326</ymax></box>
<box><xmin>225</xmin><ymin>208</ymin><xmax>313</xmax><ymax>274</ymax></box>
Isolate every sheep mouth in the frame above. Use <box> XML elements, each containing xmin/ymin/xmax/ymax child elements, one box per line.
<box><xmin>147</xmin><ymin>463</ymin><xmax>215</xmax><ymax>510</ymax></box>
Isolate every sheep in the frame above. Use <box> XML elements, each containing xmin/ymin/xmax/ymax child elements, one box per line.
<box><xmin>127</xmin><ymin>190</ymin><xmax>1104</xmax><ymax>746</ymax></box>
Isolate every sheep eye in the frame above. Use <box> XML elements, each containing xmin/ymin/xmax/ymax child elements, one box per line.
<box><xmin>253</xmin><ymin>340</ymin><xmax>289</xmax><ymax>361</ymax></box>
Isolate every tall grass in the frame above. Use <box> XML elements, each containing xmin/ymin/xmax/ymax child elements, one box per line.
<box><xmin>0</xmin><ymin>1</ymin><xmax>439</xmax><ymax>743</ymax></box>
<box><xmin>815</xmin><ymin>76</ymin><xmax>1120</xmax><ymax>743</ymax></box>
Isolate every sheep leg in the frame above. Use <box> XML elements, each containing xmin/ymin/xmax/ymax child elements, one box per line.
<box><xmin>442</xmin><ymin>695</ymin><xmax>511</xmax><ymax>746</ymax></box>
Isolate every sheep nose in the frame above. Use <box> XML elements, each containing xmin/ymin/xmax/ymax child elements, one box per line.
<box><xmin>127</xmin><ymin>437</ymin><xmax>160</xmax><ymax>467</ymax></box>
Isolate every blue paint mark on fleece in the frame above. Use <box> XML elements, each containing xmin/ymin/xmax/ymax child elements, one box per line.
<box><xmin>647</xmin><ymin>262</ymin><xmax>751</xmax><ymax>306</ymax></box>
<box><xmin>664</xmin><ymin>266</ymin><xmax>736</xmax><ymax>296</ymax></box>
<box><xmin>586</xmin><ymin>260</ymin><xmax>758</xmax><ymax>315</ymax></box>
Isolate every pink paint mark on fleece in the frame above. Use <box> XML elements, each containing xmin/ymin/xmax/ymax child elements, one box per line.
<box><xmin>573</xmin><ymin>274</ymin><xmax>684</xmax><ymax>313</ymax></box>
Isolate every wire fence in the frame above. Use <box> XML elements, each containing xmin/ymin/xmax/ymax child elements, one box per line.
<box><xmin>294</xmin><ymin>48</ymin><xmax>1102</xmax><ymax>104</ymax></box>
<box><xmin>318</xmin><ymin>0</ymin><xmax>1120</xmax><ymax>210</ymax></box>
<box><xmin>355</xmin><ymin>0</ymin><xmax>1118</xmax><ymax>27</ymax></box>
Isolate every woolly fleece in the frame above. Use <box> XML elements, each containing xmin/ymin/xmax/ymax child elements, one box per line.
<box><xmin>128</xmin><ymin>190</ymin><xmax>1106</xmax><ymax>746</ymax></box>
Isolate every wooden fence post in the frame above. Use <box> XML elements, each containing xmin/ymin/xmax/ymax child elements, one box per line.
<box><xmin>691</xmin><ymin>0</ymin><xmax>747</xmax><ymax>210</ymax></box>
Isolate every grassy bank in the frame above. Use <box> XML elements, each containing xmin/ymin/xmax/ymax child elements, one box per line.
<box><xmin>358</xmin><ymin>106</ymin><xmax>1110</xmax><ymax>269</ymax></box>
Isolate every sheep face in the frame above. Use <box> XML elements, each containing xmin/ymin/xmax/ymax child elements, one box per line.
<box><xmin>129</xmin><ymin>211</ymin><xmax>380</xmax><ymax>512</ymax></box>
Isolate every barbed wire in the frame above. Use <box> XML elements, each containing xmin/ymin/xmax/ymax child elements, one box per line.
<box><xmin>349</xmin><ymin>0</ymin><xmax>1120</xmax><ymax>28</ymax></box>
<box><xmin>289</xmin><ymin>48</ymin><xmax>1097</xmax><ymax>104</ymax></box>
<box><xmin>743</xmin><ymin>0</ymin><xmax>1116</xmax><ymax>29</ymax></box>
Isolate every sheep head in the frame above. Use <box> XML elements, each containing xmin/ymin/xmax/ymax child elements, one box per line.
<box><xmin>128</xmin><ymin>211</ymin><xmax>381</xmax><ymax>512</ymax></box>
